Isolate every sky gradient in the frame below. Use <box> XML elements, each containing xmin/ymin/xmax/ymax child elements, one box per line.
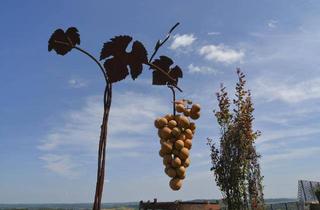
<box><xmin>1</xmin><ymin>0</ymin><xmax>320</xmax><ymax>203</ymax></box>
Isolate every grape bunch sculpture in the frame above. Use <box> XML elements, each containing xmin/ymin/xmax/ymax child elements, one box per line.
<box><xmin>155</xmin><ymin>100</ymin><xmax>201</xmax><ymax>190</ymax></box>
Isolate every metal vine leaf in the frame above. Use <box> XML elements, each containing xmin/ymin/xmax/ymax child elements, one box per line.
<box><xmin>151</xmin><ymin>56</ymin><xmax>183</xmax><ymax>86</ymax></box>
<box><xmin>100</xmin><ymin>36</ymin><xmax>148</xmax><ymax>83</ymax></box>
<box><xmin>48</xmin><ymin>27</ymin><xmax>80</xmax><ymax>55</ymax></box>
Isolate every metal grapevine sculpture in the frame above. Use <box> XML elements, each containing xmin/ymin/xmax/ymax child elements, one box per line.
<box><xmin>48</xmin><ymin>23</ymin><xmax>186</xmax><ymax>210</ymax></box>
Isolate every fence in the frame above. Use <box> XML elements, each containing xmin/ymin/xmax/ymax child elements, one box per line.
<box><xmin>265</xmin><ymin>201</ymin><xmax>300</xmax><ymax>210</ymax></box>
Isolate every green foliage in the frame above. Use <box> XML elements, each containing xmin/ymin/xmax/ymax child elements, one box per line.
<box><xmin>208</xmin><ymin>69</ymin><xmax>264</xmax><ymax>210</ymax></box>
<box><xmin>315</xmin><ymin>186</ymin><xmax>320</xmax><ymax>202</ymax></box>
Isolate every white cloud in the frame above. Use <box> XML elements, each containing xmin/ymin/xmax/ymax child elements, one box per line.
<box><xmin>267</xmin><ymin>19</ymin><xmax>278</xmax><ymax>28</ymax></box>
<box><xmin>68</xmin><ymin>78</ymin><xmax>87</xmax><ymax>88</ymax></box>
<box><xmin>257</xmin><ymin>106</ymin><xmax>320</xmax><ymax>127</ymax></box>
<box><xmin>199</xmin><ymin>44</ymin><xmax>244</xmax><ymax>64</ymax></box>
<box><xmin>39</xmin><ymin>154</ymin><xmax>78</xmax><ymax>177</ymax></box>
<box><xmin>253</xmin><ymin>77</ymin><xmax>320</xmax><ymax>103</ymax></box>
<box><xmin>169</xmin><ymin>34</ymin><xmax>196</xmax><ymax>50</ymax></box>
<box><xmin>188</xmin><ymin>64</ymin><xmax>218</xmax><ymax>75</ymax></box>
<box><xmin>207</xmin><ymin>32</ymin><xmax>221</xmax><ymax>36</ymax></box>
<box><xmin>256</xmin><ymin>125</ymin><xmax>320</xmax><ymax>146</ymax></box>
<box><xmin>109</xmin><ymin>151</ymin><xmax>143</xmax><ymax>158</ymax></box>
<box><xmin>38</xmin><ymin>92</ymin><xmax>166</xmax><ymax>151</ymax></box>
<box><xmin>38</xmin><ymin>92</ymin><xmax>168</xmax><ymax>176</ymax></box>
<box><xmin>262</xmin><ymin>147</ymin><xmax>320</xmax><ymax>164</ymax></box>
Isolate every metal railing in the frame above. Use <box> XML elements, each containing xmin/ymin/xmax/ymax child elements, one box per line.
<box><xmin>265</xmin><ymin>202</ymin><xmax>300</xmax><ymax>210</ymax></box>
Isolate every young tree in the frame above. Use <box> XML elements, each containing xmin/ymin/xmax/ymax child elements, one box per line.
<box><xmin>208</xmin><ymin>69</ymin><xmax>264</xmax><ymax>210</ymax></box>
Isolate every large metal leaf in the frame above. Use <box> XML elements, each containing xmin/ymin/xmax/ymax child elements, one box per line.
<box><xmin>100</xmin><ymin>36</ymin><xmax>148</xmax><ymax>83</ymax></box>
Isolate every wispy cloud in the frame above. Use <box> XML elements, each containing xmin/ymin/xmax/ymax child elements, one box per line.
<box><xmin>207</xmin><ymin>32</ymin><xmax>221</xmax><ymax>36</ymax></box>
<box><xmin>253</xmin><ymin>77</ymin><xmax>320</xmax><ymax>103</ymax></box>
<box><xmin>258</xmin><ymin>126</ymin><xmax>320</xmax><ymax>144</ymax></box>
<box><xmin>170</xmin><ymin>34</ymin><xmax>196</xmax><ymax>50</ymax></box>
<box><xmin>199</xmin><ymin>44</ymin><xmax>244</xmax><ymax>64</ymax></box>
<box><xmin>267</xmin><ymin>19</ymin><xmax>278</xmax><ymax>28</ymax></box>
<box><xmin>262</xmin><ymin>147</ymin><xmax>320</xmax><ymax>164</ymax></box>
<box><xmin>68</xmin><ymin>78</ymin><xmax>88</xmax><ymax>88</ymax></box>
<box><xmin>256</xmin><ymin>106</ymin><xmax>320</xmax><ymax>126</ymax></box>
<box><xmin>188</xmin><ymin>64</ymin><xmax>218</xmax><ymax>75</ymax></box>
<box><xmin>39</xmin><ymin>154</ymin><xmax>78</xmax><ymax>177</ymax></box>
<box><xmin>38</xmin><ymin>91</ymin><xmax>168</xmax><ymax>176</ymax></box>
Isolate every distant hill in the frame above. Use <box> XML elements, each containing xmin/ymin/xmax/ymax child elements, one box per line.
<box><xmin>264</xmin><ymin>198</ymin><xmax>298</xmax><ymax>204</ymax></box>
<box><xmin>182</xmin><ymin>198</ymin><xmax>297</xmax><ymax>204</ymax></box>
<box><xmin>0</xmin><ymin>202</ymin><xmax>139</xmax><ymax>210</ymax></box>
<box><xmin>0</xmin><ymin>198</ymin><xmax>298</xmax><ymax>210</ymax></box>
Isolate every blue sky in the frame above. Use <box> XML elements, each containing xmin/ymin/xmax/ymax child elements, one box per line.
<box><xmin>1</xmin><ymin>0</ymin><xmax>320</xmax><ymax>203</ymax></box>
